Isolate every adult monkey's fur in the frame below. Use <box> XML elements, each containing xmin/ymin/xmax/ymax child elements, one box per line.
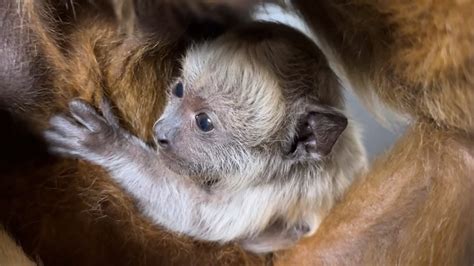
<box><xmin>0</xmin><ymin>0</ymin><xmax>473</xmax><ymax>265</ymax></box>
<box><xmin>0</xmin><ymin>0</ymin><xmax>267</xmax><ymax>265</ymax></box>
<box><xmin>276</xmin><ymin>0</ymin><xmax>474</xmax><ymax>265</ymax></box>
<box><xmin>0</xmin><ymin>227</ymin><xmax>35</xmax><ymax>266</ymax></box>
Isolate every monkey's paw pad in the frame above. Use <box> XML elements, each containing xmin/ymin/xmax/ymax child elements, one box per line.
<box><xmin>43</xmin><ymin>99</ymin><xmax>119</xmax><ymax>159</ymax></box>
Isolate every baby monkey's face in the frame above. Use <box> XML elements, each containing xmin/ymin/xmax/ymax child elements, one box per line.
<box><xmin>153</xmin><ymin>72</ymin><xmax>348</xmax><ymax>184</ymax></box>
<box><xmin>153</xmin><ymin>80</ymin><xmax>259</xmax><ymax>180</ymax></box>
<box><xmin>152</xmin><ymin>36</ymin><xmax>348</xmax><ymax>183</ymax></box>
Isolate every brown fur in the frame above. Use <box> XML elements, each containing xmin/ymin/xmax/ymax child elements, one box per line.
<box><xmin>290</xmin><ymin>0</ymin><xmax>474</xmax><ymax>133</ymax></box>
<box><xmin>275</xmin><ymin>0</ymin><xmax>474</xmax><ymax>264</ymax></box>
<box><xmin>276</xmin><ymin>123</ymin><xmax>474</xmax><ymax>265</ymax></box>
<box><xmin>0</xmin><ymin>0</ymin><xmax>266</xmax><ymax>265</ymax></box>
<box><xmin>0</xmin><ymin>227</ymin><xmax>35</xmax><ymax>266</ymax></box>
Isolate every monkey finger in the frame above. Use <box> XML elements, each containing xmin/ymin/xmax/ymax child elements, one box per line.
<box><xmin>43</xmin><ymin>130</ymin><xmax>65</xmax><ymax>145</ymax></box>
<box><xmin>48</xmin><ymin>115</ymin><xmax>88</xmax><ymax>137</ymax></box>
<box><xmin>99</xmin><ymin>97</ymin><xmax>120</xmax><ymax>128</ymax></box>
<box><xmin>48</xmin><ymin>146</ymin><xmax>84</xmax><ymax>158</ymax></box>
<box><xmin>43</xmin><ymin>130</ymin><xmax>82</xmax><ymax>152</ymax></box>
<box><xmin>44</xmin><ymin>130</ymin><xmax>78</xmax><ymax>146</ymax></box>
<box><xmin>69</xmin><ymin>99</ymin><xmax>108</xmax><ymax>132</ymax></box>
<box><xmin>44</xmin><ymin>130</ymin><xmax>101</xmax><ymax>162</ymax></box>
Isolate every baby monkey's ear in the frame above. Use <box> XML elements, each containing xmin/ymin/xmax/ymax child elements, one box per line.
<box><xmin>293</xmin><ymin>109</ymin><xmax>347</xmax><ymax>158</ymax></box>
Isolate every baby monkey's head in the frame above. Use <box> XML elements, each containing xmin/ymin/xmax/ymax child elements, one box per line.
<box><xmin>154</xmin><ymin>22</ymin><xmax>348</xmax><ymax>186</ymax></box>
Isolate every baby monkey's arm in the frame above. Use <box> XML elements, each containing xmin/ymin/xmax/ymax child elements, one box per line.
<box><xmin>44</xmin><ymin>99</ymin><xmax>309</xmax><ymax>253</ymax></box>
<box><xmin>44</xmin><ymin>99</ymin><xmax>203</xmax><ymax>232</ymax></box>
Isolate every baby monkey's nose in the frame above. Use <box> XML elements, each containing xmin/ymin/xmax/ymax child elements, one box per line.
<box><xmin>154</xmin><ymin>120</ymin><xmax>172</xmax><ymax>149</ymax></box>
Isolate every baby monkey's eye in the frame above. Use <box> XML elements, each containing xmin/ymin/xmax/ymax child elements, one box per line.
<box><xmin>173</xmin><ymin>82</ymin><xmax>184</xmax><ymax>98</ymax></box>
<box><xmin>195</xmin><ymin>113</ymin><xmax>214</xmax><ymax>132</ymax></box>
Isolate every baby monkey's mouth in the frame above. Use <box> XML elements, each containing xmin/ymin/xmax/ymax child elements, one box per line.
<box><xmin>156</xmin><ymin>148</ymin><xmax>179</xmax><ymax>170</ymax></box>
<box><xmin>156</xmin><ymin>148</ymin><xmax>221</xmax><ymax>189</ymax></box>
<box><xmin>156</xmin><ymin>148</ymin><xmax>195</xmax><ymax>175</ymax></box>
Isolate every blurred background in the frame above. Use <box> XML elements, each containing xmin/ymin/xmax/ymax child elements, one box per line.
<box><xmin>255</xmin><ymin>4</ymin><xmax>406</xmax><ymax>159</ymax></box>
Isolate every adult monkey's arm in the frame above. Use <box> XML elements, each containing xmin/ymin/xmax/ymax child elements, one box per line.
<box><xmin>288</xmin><ymin>0</ymin><xmax>474</xmax><ymax>132</ymax></box>
<box><xmin>276</xmin><ymin>123</ymin><xmax>474</xmax><ymax>265</ymax></box>
<box><xmin>275</xmin><ymin>1</ymin><xmax>474</xmax><ymax>264</ymax></box>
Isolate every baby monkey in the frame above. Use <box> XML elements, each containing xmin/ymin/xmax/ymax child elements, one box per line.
<box><xmin>44</xmin><ymin>22</ymin><xmax>366</xmax><ymax>253</ymax></box>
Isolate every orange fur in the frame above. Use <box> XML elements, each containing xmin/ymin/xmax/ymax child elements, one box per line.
<box><xmin>275</xmin><ymin>0</ymin><xmax>474</xmax><ymax>264</ymax></box>
<box><xmin>276</xmin><ymin>123</ymin><xmax>474</xmax><ymax>264</ymax></box>
<box><xmin>291</xmin><ymin>0</ymin><xmax>474</xmax><ymax>132</ymax></box>
<box><xmin>0</xmin><ymin>0</ymin><xmax>265</xmax><ymax>265</ymax></box>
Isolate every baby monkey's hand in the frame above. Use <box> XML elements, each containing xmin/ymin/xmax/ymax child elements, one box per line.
<box><xmin>44</xmin><ymin>98</ymin><xmax>127</xmax><ymax>162</ymax></box>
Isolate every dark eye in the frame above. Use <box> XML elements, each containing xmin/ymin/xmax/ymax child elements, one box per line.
<box><xmin>195</xmin><ymin>113</ymin><xmax>214</xmax><ymax>132</ymax></box>
<box><xmin>172</xmin><ymin>82</ymin><xmax>184</xmax><ymax>98</ymax></box>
